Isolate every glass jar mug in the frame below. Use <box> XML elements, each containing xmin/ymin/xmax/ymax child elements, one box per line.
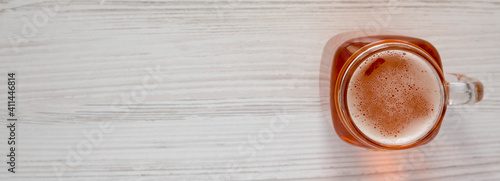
<box><xmin>321</xmin><ymin>32</ymin><xmax>484</xmax><ymax>150</ymax></box>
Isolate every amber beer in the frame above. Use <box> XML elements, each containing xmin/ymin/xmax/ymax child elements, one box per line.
<box><xmin>347</xmin><ymin>49</ymin><xmax>442</xmax><ymax>146</ymax></box>
<box><xmin>330</xmin><ymin>35</ymin><xmax>448</xmax><ymax>150</ymax></box>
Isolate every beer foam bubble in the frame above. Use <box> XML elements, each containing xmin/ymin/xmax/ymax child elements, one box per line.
<box><xmin>346</xmin><ymin>49</ymin><xmax>443</xmax><ymax>146</ymax></box>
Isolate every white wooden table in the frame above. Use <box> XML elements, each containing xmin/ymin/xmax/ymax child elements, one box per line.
<box><xmin>1</xmin><ymin>0</ymin><xmax>500</xmax><ymax>180</ymax></box>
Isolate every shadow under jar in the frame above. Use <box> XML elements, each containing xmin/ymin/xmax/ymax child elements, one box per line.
<box><xmin>329</xmin><ymin>33</ymin><xmax>483</xmax><ymax>150</ymax></box>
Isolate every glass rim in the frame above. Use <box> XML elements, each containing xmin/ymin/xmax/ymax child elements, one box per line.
<box><xmin>333</xmin><ymin>39</ymin><xmax>448</xmax><ymax>150</ymax></box>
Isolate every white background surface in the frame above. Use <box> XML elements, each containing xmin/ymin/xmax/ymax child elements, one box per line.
<box><xmin>1</xmin><ymin>0</ymin><xmax>500</xmax><ymax>180</ymax></box>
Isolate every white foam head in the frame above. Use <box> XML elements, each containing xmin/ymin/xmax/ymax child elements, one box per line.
<box><xmin>346</xmin><ymin>49</ymin><xmax>443</xmax><ymax>146</ymax></box>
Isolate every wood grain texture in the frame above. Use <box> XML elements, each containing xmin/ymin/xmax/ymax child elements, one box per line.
<box><xmin>1</xmin><ymin>0</ymin><xmax>500</xmax><ymax>180</ymax></box>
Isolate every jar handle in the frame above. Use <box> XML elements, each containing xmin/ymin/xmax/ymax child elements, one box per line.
<box><xmin>445</xmin><ymin>73</ymin><xmax>484</xmax><ymax>105</ymax></box>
